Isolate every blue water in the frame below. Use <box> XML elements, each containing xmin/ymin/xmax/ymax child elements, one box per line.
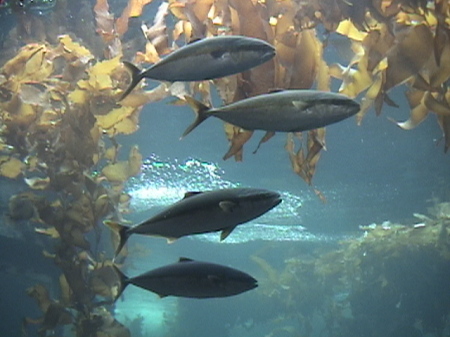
<box><xmin>1</xmin><ymin>1</ymin><xmax>450</xmax><ymax>337</ymax></box>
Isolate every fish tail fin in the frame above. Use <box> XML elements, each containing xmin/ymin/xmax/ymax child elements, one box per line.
<box><xmin>103</xmin><ymin>220</ymin><xmax>130</xmax><ymax>258</ymax></box>
<box><xmin>112</xmin><ymin>264</ymin><xmax>129</xmax><ymax>301</ymax></box>
<box><xmin>119</xmin><ymin>61</ymin><xmax>145</xmax><ymax>100</ymax></box>
<box><xmin>180</xmin><ymin>95</ymin><xmax>211</xmax><ymax>139</ymax></box>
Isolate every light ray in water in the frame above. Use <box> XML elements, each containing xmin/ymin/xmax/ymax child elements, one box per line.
<box><xmin>125</xmin><ymin>154</ymin><xmax>340</xmax><ymax>243</ymax></box>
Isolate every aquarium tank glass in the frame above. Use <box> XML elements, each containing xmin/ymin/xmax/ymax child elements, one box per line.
<box><xmin>1</xmin><ymin>1</ymin><xmax>450</xmax><ymax>337</ymax></box>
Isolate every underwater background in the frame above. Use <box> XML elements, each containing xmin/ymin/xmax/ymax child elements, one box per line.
<box><xmin>1</xmin><ymin>0</ymin><xmax>450</xmax><ymax>337</ymax></box>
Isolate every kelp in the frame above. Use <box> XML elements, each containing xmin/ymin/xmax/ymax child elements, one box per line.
<box><xmin>0</xmin><ymin>6</ymin><xmax>146</xmax><ymax>336</ymax></box>
<box><xmin>1</xmin><ymin>0</ymin><xmax>450</xmax><ymax>336</ymax></box>
<box><xmin>252</xmin><ymin>202</ymin><xmax>450</xmax><ymax>336</ymax></box>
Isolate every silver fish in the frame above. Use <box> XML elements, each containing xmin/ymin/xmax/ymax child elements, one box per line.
<box><xmin>105</xmin><ymin>188</ymin><xmax>281</xmax><ymax>257</ymax></box>
<box><xmin>181</xmin><ymin>90</ymin><xmax>360</xmax><ymax>138</ymax></box>
<box><xmin>113</xmin><ymin>257</ymin><xmax>258</xmax><ymax>299</ymax></box>
<box><xmin>119</xmin><ymin>35</ymin><xmax>275</xmax><ymax>100</ymax></box>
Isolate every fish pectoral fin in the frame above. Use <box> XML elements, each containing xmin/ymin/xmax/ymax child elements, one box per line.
<box><xmin>207</xmin><ymin>275</ymin><xmax>222</xmax><ymax>285</ymax></box>
<box><xmin>210</xmin><ymin>50</ymin><xmax>229</xmax><ymax>59</ymax></box>
<box><xmin>220</xmin><ymin>226</ymin><xmax>236</xmax><ymax>241</ymax></box>
<box><xmin>219</xmin><ymin>201</ymin><xmax>237</xmax><ymax>213</ymax></box>
<box><xmin>158</xmin><ymin>294</ymin><xmax>168</xmax><ymax>298</ymax></box>
<box><xmin>183</xmin><ymin>191</ymin><xmax>203</xmax><ymax>199</ymax></box>
<box><xmin>292</xmin><ymin>100</ymin><xmax>309</xmax><ymax>109</ymax></box>
<box><xmin>253</xmin><ymin>131</ymin><xmax>275</xmax><ymax>155</ymax></box>
<box><xmin>167</xmin><ymin>237</ymin><xmax>178</xmax><ymax>244</ymax></box>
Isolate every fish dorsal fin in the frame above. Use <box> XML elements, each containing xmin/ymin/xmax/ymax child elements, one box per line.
<box><xmin>267</xmin><ymin>88</ymin><xmax>285</xmax><ymax>93</ymax></box>
<box><xmin>179</xmin><ymin>257</ymin><xmax>194</xmax><ymax>262</ymax></box>
<box><xmin>188</xmin><ymin>38</ymin><xmax>202</xmax><ymax>44</ymax></box>
<box><xmin>158</xmin><ymin>294</ymin><xmax>168</xmax><ymax>298</ymax></box>
<box><xmin>220</xmin><ymin>226</ymin><xmax>236</xmax><ymax>241</ymax></box>
<box><xmin>219</xmin><ymin>201</ymin><xmax>237</xmax><ymax>213</ymax></box>
<box><xmin>183</xmin><ymin>191</ymin><xmax>202</xmax><ymax>199</ymax></box>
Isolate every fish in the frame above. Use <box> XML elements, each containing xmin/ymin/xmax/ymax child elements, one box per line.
<box><xmin>105</xmin><ymin>187</ymin><xmax>281</xmax><ymax>257</ymax></box>
<box><xmin>113</xmin><ymin>257</ymin><xmax>258</xmax><ymax>299</ymax></box>
<box><xmin>181</xmin><ymin>90</ymin><xmax>361</xmax><ymax>138</ymax></box>
<box><xmin>119</xmin><ymin>35</ymin><xmax>275</xmax><ymax>100</ymax></box>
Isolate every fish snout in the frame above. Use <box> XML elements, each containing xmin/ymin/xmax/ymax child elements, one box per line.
<box><xmin>259</xmin><ymin>44</ymin><xmax>276</xmax><ymax>62</ymax></box>
<box><xmin>249</xmin><ymin>276</ymin><xmax>258</xmax><ymax>290</ymax></box>
<box><xmin>346</xmin><ymin>99</ymin><xmax>361</xmax><ymax>116</ymax></box>
<box><xmin>265</xmin><ymin>191</ymin><xmax>282</xmax><ymax>207</ymax></box>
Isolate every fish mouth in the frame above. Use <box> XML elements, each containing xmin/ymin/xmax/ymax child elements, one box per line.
<box><xmin>248</xmin><ymin>277</ymin><xmax>258</xmax><ymax>289</ymax></box>
<box><xmin>267</xmin><ymin>192</ymin><xmax>282</xmax><ymax>207</ymax></box>
<box><xmin>262</xmin><ymin>46</ymin><xmax>276</xmax><ymax>61</ymax></box>
<box><xmin>273</xmin><ymin>194</ymin><xmax>282</xmax><ymax>207</ymax></box>
<box><xmin>348</xmin><ymin>100</ymin><xmax>361</xmax><ymax>116</ymax></box>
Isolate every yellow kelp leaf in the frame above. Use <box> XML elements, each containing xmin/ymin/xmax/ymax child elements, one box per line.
<box><xmin>25</xmin><ymin>155</ymin><xmax>39</xmax><ymax>171</ymax></box>
<box><xmin>94</xmin><ymin>194</ymin><xmax>112</xmax><ymax>218</ymax></box>
<box><xmin>77</xmin><ymin>79</ymin><xmax>90</xmax><ymax>90</ymax></box>
<box><xmin>389</xmin><ymin>90</ymin><xmax>428</xmax><ymax>130</ymax></box>
<box><xmin>0</xmin><ymin>157</ymin><xmax>24</xmax><ymax>178</ymax></box>
<box><xmin>356</xmin><ymin>71</ymin><xmax>384</xmax><ymax>124</ymax></box>
<box><xmin>129</xmin><ymin>0</ymin><xmax>153</xmax><ymax>17</ymax></box>
<box><xmin>336</xmin><ymin>20</ymin><xmax>367</xmax><ymax>41</ymax></box>
<box><xmin>385</xmin><ymin>24</ymin><xmax>433</xmax><ymax>91</ymax></box>
<box><xmin>424</xmin><ymin>92</ymin><xmax>450</xmax><ymax>116</ymax></box>
<box><xmin>104</xmin><ymin>146</ymin><xmax>118</xmax><ymax>161</ymax></box>
<box><xmin>2</xmin><ymin>44</ymin><xmax>45</xmax><ymax>77</ymax></box>
<box><xmin>102</xmin><ymin>162</ymin><xmax>129</xmax><ymax>183</ymax></box>
<box><xmin>331</xmin><ymin>55</ymin><xmax>372</xmax><ymax>98</ymax></box>
<box><xmin>35</xmin><ymin>227</ymin><xmax>60</xmax><ymax>239</ymax></box>
<box><xmin>108</xmin><ymin>115</ymin><xmax>139</xmax><ymax>135</ymax></box>
<box><xmin>23</xmin><ymin>47</ymin><xmax>53</xmax><ymax>83</ymax></box>
<box><xmin>289</xmin><ymin>30</ymin><xmax>319</xmax><ymax>89</ymax></box>
<box><xmin>68</xmin><ymin>89</ymin><xmax>88</xmax><ymax>105</ymax></box>
<box><xmin>428</xmin><ymin>38</ymin><xmax>450</xmax><ymax>88</ymax></box>
<box><xmin>25</xmin><ymin>176</ymin><xmax>51</xmax><ymax>189</ymax></box>
<box><xmin>37</xmin><ymin>109</ymin><xmax>60</xmax><ymax>127</ymax></box>
<box><xmin>89</xmin><ymin>73</ymin><xmax>113</xmax><ymax>91</ymax></box>
<box><xmin>223</xmin><ymin>124</ymin><xmax>253</xmax><ymax>161</ymax></box>
<box><xmin>116</xmin><ymin>0</ymin><xmax>153</xmax><ymax>36</ymax></box>
<box><xmin>122</xmin><ymin>82</ymin><xmax>180</xmax><ymax>107</ymax></box>
<box><xmin>141</xmin><ymin>2</ymin><xmax>170</xmax><ymax>56</ymax></box>
<box><xmin>11</xmin><ymin>102</ymin><xmax>37</xmax><ymax>126</ymax></box>
<box><xmin>316</xmin><ymin>59</ymin><xmax>330</xmax><ymax>92</ymax></box>
<box><xmin>135</xmin><ymin>43</ymin><xmax>161</xmax><ymax>64</ymax></box>
<box><xmin>128</xmin><ymin>145</ymin><xmax>142</xmax><ymax>176</ymax></box>
<box><xmin>59</xmin><ymin>35</ymin><xmax>93</xmax><ymax>60</ymax></box>
<box><xmin>89</xmin><ymin>56</ymin><xmax>121</xmax><ymax>77</ymax></box>
<box><xmin>95</xmin><ymin>106</ymin><xmax>135</xmax><ymax>130</ymax></box>
<box><xmin>169</xmin><ymin>1</ymin><xmax>188</xmax><ymax>20</ymax></box>
<box><xmin>250</xmin><ymin>255</ymin><xmax>279</xmax><ymax>284</ymax></box>
<box><xmin>102</xmin><ymin>145</ymin><xmax>142</xmax><ymax>182</ymax></box>
<box><xmin>0</xmin><ymin>143</ymin><xmax>14</xmax><ymax>154</ymax></box>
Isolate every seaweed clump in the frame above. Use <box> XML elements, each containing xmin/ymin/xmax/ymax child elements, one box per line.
<box><xmin>0</xmin><ymin>10</ymin><xmax>154</xmax><ymax>337</ymax></box>
<box><xmin>251</xmin><ymin>203</ymin><xmax>450</xmax><ymax>337</ymax></box>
